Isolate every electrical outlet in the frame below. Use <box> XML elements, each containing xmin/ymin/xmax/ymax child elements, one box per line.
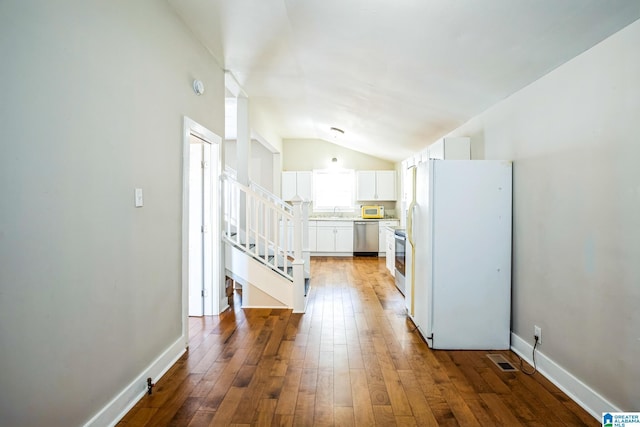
<box><xmin>534</xmin><ymin>325</ymin><xmax>542</xmax><ymax>344</ymax></box>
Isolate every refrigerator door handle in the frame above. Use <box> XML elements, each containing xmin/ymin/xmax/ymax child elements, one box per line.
<box><xmin>407</xmin><ymin>204</ymin><xmax>416</xmax><ymax>247</ymax></box>
<box><xmin>406</xmin><ymin>165</ymin><xmax>417</xmax><ymax>318</ymax></box>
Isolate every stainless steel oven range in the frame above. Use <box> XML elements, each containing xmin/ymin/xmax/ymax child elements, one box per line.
<box><xmin>394</xmin><ymin>229</ymin><xmax>406</xmax><ymax>295</ymax></box>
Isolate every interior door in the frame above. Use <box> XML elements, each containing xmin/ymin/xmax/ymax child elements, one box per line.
<box><xmin>188</xmin><ymin>138</ymin><xmax>204</xmax><ymax>316</ymax></box>
<box><xmin>201</xmin><ymin>142</ymin><xmax>213</xmax><ymax>314</ymax></box>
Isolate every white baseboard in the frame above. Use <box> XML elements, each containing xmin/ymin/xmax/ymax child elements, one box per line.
<box><xmin>219</xmin><ymin>300</ymin><xmax>230</xmax><ymax>313</ymax></box>
<box><xmin>83</xmin><ymin>336</ymin><xmax>187</xmax><ymax>427</ymax></box>
<box><xmin>240</xmin><ymin>304</ymin><xmax>288</xmax><ymax>309</ymax></box>
<box><xmin>311</xmin><ymin>252</ymin><xmax>353</xmax><ymax>257</ymax></box>
<box><xmin>510</xmin><ymin>332</ymin><xmax>619</xmax><ymax>420</ymax></box>
<box><xmin>293</xmin><ymin>292</ymin><xmax>309</xmax><ymax>314</ymax></box>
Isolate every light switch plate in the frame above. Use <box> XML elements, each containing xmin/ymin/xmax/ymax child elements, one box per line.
<box><xmin>135</xmin><ymin>188</ymin><xmax>144</xmax><ymax>207</ymax></box>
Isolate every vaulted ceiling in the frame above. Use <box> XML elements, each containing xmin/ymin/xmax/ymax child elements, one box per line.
<box><xmin>168</xmin><ymin>0</ymin><xmax>640</xmax><ymax>161</ymax></box>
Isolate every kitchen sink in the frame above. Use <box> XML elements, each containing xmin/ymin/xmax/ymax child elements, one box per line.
<box><xmin>311</xmin><ymin>216</ymin><xmax>352</xmax><ymax>220</ymax></box>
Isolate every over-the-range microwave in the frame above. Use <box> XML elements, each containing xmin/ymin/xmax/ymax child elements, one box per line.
<box><xmin>361</xmin><ymin>205</ymin><xmax>384</xmax><ymax>219</ymax></box>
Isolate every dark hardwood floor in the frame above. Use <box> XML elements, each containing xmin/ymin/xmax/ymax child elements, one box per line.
<box><xmin>118</xmin><ymin>257</ymin><xmax>598</xmax><ymax>426</ymax></box>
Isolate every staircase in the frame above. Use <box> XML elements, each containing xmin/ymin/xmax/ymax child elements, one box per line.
<box><xmin>222</xmin><ymin>174</ymin><xmax>310</xmax><ymax>313</ymax></box>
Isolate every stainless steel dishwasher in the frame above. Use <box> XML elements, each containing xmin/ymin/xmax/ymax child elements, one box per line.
<box><xmin>353</xmin><ymin>221</ymin><xmax>379</xmax><ymax>256</ymax></box>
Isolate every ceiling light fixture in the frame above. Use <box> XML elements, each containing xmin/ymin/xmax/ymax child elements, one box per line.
<box><xmin>330</xmin><ymin>127</ymin><xmax>344</xmax><ymax>139</ymax></box>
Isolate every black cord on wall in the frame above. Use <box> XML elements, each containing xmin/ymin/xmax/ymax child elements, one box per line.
<box><xmin>519</xmin><ymin>335</ymin><xmax>539</xmax><ymax>375</ymax></box>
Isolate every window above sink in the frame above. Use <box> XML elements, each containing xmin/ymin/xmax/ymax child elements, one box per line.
<box><xmin>312</xmin><ymin>169</ymin><xmax>357</xmax><ymax>212</ymax></box>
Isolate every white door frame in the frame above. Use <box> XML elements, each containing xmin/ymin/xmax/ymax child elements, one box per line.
<box><xmin>187</xmin><ymin>139</ymin><xmax>212</xmax><ymax>317</ymax></box>
<box><xmin>181</xmin><ymin>117</ymin><xmax>223</xmax><ymax>347</ymax></box>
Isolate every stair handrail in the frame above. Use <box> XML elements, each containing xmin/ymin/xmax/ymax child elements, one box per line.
<box><xmin>249</xmin><ymin>181</ymin><xmax>293</xmax><ymax>215</ymax></box>
<box><xmin>222</xmin><ymin>173</ymin><xmax>307</xmax><ymax>283</ymax></box>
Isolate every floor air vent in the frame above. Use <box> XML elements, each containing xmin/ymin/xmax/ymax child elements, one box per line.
<box><xmin>486</xmin><ymin>354</ymin><xmax>518</xmax><ymax>372</ymax></box>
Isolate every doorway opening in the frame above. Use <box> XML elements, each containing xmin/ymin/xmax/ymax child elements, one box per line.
<box><xmin>181</xmin><ymin>117</ymin><xmax>222</xmax><ymax>345</ymax></box>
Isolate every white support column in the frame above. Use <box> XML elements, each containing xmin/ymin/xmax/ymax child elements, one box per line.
<box><xmin>291</xmin><ymin>197</ymin><xmax>303</xmax><ymax>260</ymax></box>
<box><xmin>273</xmin><ymin>152</ymin><xmax>282</xmax><ymax>199</ymax></box>
<box><xmin>236</xmin><ymin>95</ymin><xmax>250</xmax><ymax>237</ymax></box>
<box><xmin>292</xmin><ymin>259</ymin><xmax>305</xmax><ymax>313</ymax></box>
<box><xmin>236</xmin><ymin>95</ymin><xmax>250</xmax><ymax>187</ymax></box>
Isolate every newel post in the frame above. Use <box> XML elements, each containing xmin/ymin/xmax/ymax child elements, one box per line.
<box><xmin>291</xmin><ymin>197</ymin><xmax>303</xmax><ymax>260</ymax></box>
<box><xmin>302</xmin><ymin>200</ymin><xmax>311</xmax><ymax>279</ymax></box>
<box><xmin>291</xmin><ymin>196</ymin><xmax>306</xmax><ymax>312</ymax></box>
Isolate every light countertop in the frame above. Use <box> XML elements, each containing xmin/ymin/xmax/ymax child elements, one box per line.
<box><xmin>309</xmin><ymin>217</ymin><xmax>399</xmax><ymax>222</ymax></box>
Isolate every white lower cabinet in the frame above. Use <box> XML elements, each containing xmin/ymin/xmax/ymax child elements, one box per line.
<box><xmin>335</xmin><ymin>226</ymin><xmax>353</xmax><ymax>252</ymax></box>
<box><xmin>315</xmin><ymin>221</ymin><xmax>353</xmax><ymax>254</ymax></box>
<box><xmin>379</xmin><ymin>226</ymin><xmax>386</xmax><ymax>254</ymax></box>
<box><xmin>279</xmin><ymin>221</ymin><xmax>317</xmax><ymax>252</ymax></box>
<box><xmin>385</xmin><ymin>228</ymin><xmax>395</xmax><ymax>276</ymax></box>
<box><xmin>308</xmin><ymin>221</ymin><xmax>317</xmax><ymax>252</ymax></box>
<box><xmin>377</xmin><ymin>220</ymin><xmax>399</xmax><ymax>254</ymax></box>
<box><xmin>316</xmin><ymin>229</ymin><xmax>334</xmax><ymax>252</ymax></box>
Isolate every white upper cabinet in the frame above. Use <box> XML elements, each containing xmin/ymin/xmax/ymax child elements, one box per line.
<box><xmin>375</xmin><ymin>171</ymin><xmax>396</xmax><ymax>200</ymax></box>
<box><xmin>356</xmin><ymin>170</ymin><xmax>396</xmax><ymax>201</ymax></box>
<box><xmin>428</xmin><ymin>137</ymin><xmax>471</xmax><ymax>160</ymax></box>
<box><xmin>356</xmin><ymin>171</ymin><xmax>376</xmax><ymax>200</ymax></box>
<box><xmin>296</xmin><ymin>172</ymin><xmax>312</xmax><ymax>200</ymax></box>
<box><xmin>281</xmin><ymin>171</ymin><xmax>297</xmax><ymax>200</ymax></box>
<box><xmin>281</xmin><ymin>171</ymin><xmax>312</xmax><ymax>201</ymax></box>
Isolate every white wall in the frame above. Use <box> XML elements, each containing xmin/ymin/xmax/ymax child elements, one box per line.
<box><xmin>283</xmin><ymin>138</ymin><xmax>395</xmax><ymax>171</ymax></box>
<box><xmin>0</xmin><ymin>1</ymin><xmax>224</xmax><ymax>426</ymax></box>
<box><xmin>445</xmin><ymin>20</ymin><xmax>640</xmax><ymax>411</ymax></box>
<box><xmin>225</xmin><ymin>139</ymin><xmax>275</xmax><ymax>191</ymax></box>
<box><xmin>250</xmin><ymin>141</ymin><xmax>275</xmax><ymax>192</ymax></box>
<box><xmin>284</xmin><ymin>139</ymin><xmax>398</xmax><ymax>214</ymax></box>
<box><xmin>250</xmin><ymin>100</ymin><xmax>284</xmax><ymax>155</ymax></box>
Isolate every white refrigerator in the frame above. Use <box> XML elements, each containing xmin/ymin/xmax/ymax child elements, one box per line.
<box><xmin>406</xmin><ymin>160</ymin><xmax>512</xmax><ymax>350</ymax></box>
